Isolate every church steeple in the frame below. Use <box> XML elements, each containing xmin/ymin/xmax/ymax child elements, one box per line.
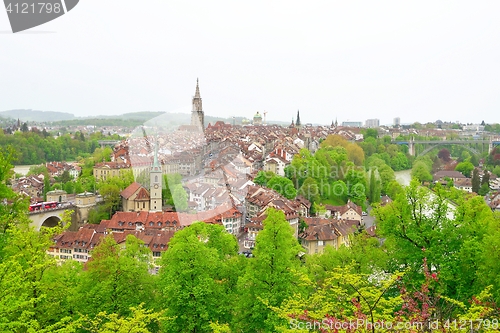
<box><xmin>194</xmin><ymin>78</ymin><xmax>201</xmax><ymax>99</ymax></box>
<box><xmin>152</xmin><ymin>136</ymin><xmax>159</xmax><ymax>168</ymax></box>
<box><xmin>296</xmin><ymin>110</ymin><xmax>301</xmax><ymax>128</ymax></box>
<box><xmin>150</xmin><ymin>135</ymin><xmax>162</xmax><ymax>211</ymax></box>
<box><xmin>191</xmin><ymin>78</ymin><xmax>204</xmax><ymax>131</ymax></box>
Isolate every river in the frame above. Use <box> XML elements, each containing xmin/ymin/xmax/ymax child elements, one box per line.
<box><xmin>394</xmin><ymin>168</ymin><xmax>455</xmax><ymax>219</ymax></box>
<box><xmin>394</xmin><ymin>169</ymin><xmax>412</xmax><ymax>186</ymax></box>
<box><xmin>13</xmin><ymin>165</ymin><xmax>36</xmax><ymax>176</ymax></box>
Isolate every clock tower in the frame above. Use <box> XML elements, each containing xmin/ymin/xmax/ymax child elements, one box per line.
<box><xmin>150</xmin><ymin>137</ymin><xmax>162</xmax><ymax>211</ymax></box>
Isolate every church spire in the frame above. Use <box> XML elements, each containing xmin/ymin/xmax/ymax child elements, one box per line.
<box><xmin>296</xmin><ymin>110</ymin><xmax>301</xmax><ymax>127</ymax></box>
<box><xmin>191</xmin><ymin>78</ymin><xmax>204</xmax><ymax>131</ymax></box>
<box><xmin>195</xmin><ymin>78</ymin><xmax>200</xmax><ymax>99</ymax></box>
<box><xmin>153</xmin><ymin>135</ymin><xmax>159</xmax><ymax>168</ymax></box>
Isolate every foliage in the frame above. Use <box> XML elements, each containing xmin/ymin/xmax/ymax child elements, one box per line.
<box><xmin>254</xmin><ymin>170</ymin><xmax>275</xmax><ymax>186</ymax></box>
<box><xmin>235</xmin><ymin>208</ymin><xmax>303</xmax><ymax>332</ymax></box>
<box><xmin>411</xmin><ymin>161</ymin><xmax>432</xmax><ymax>183</ymax></box>
<box><xmin>171</xmin><ymin>184</ymin><xmax>188</xmax><ymax>211</ymax></box>
<box><xmin>76</xmin><ymin>234</ymin><xmax>154</xmax><ymax>318</ymax></box>
<box><xmin>158</xmin><ymin>222</ymin><xmax>239</xmax><ymax>333</ymax></box>
<box><xmin>267</xmin><ymin>175</ymin><xmax>297</xmax><ymax>199</ymax></box>
<box><xmin>455</xmin><ymin>161</ymin><xmax>474</xmax><ymax>178</ymax></box>
<box><xmin>0</xmin><ymin>130</ymin><xmax>118</xmax><ymax>165</ymax></box>
<box><xmin>471</xmin><ymin>168</ymin><xmax>480</xmax><ymax>193</ymax></box>
<box><xmin>438</xmin><ymin>148</ymin><xmax>452</xmax><ymax>162</ymax></box>
<box><xmin>373</xmin><ymin>181</ymin><xmax>500</xmax><ymax>304</ymax></box>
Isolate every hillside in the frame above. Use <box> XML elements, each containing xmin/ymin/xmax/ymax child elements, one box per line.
<box><xmin>0</xmin><ymin>109</ymin><xmax>75</xmax><ymax>122</ymax></box>
<box><xmin>0</xmin><ymin>109</ymin><xmax>290</xmax><ymax>127</ymax></box>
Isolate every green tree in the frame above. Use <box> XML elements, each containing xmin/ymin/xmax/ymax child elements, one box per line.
<box><xmin>368</xmin><ymin>167</ymin><xmax>381</xmax><ymax>203</ymax></box>
<box><xmin>0</xmin><ymin>212</ymin><xmax>71</xmax><ymax>331</ymax></box>
<box><xmin>471</xmin><ymin>168</ymin><xmax>480</xmax><ymax>193</ymax></box>
<box><xmin>254</xmin><ymin>170</ymin><xmax>274</xmax><ymax>186</ymax></box>
<box><xmin>76</xmin><ymin>234</ymin><xmax>154</xmax><ymax>318</ymax></box>
<box><xmin>478</xmin><ymin>182</ymin><xmax>490</xmax><ymax>196</ymax></box>
<box><xmin>267</xmin><ymin>175</ymin><xmax>297</xmax><ymax>199</ymax></box>
<box><xmin>298</xmin><ymin>177</ymin><xmax>320</xmax><ymax>204</ymax></box>
<box><xmin>411</xmin><ymin>161</ymin><xmax>432</xmax><ymax>183</ymax></box>
<box><xmin>99</xmin><ymin>183</ymin><xmax>121</xmax><ymax>216</ymax></box>
<box><xmin>158</xmin><ymin>222</ymin><xmax>239</xmax><ymax>333</ymax></box>
<box><xmin>234</xmin><ymin>208</ymin><xmax>303</xmax><ymax>332</ymax></box>
<box><xmin>171</xmin><ymin>184</ymin><xmax>188</xmax><ymax>212</ymax></box>
<box><xmin>455</xmin><ymin>161</ymin><xmax>474</xmax><ymax>178</ymax></box>
<box><xmin>27</xmin><ymin>164</ymin><xmax>48</xmax><ymax>176</ymax></box>
<box><xmin>373</xmin><ymin>181</ymin><xmax>497</xmax><ymax>303</ymax></box>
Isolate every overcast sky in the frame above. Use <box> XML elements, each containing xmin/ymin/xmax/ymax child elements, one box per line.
<box><xmin>1</xmin><ymin>1</ymin><xmax>499</xmax><ymax>126</ymax></box>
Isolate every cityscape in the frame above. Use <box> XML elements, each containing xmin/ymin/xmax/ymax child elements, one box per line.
<box><xmin>1</xmin><ymin>79</ymin><xmax>500</xmax><ymax>332</ymax></box>
<box><xmin>2</xmin><ymin>1</ymin><xmax>500</xmax><ymax>332</ymax></box>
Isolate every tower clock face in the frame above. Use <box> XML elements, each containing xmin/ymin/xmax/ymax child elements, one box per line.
<box><xmin>154</xmin><ymin>184</ymin><xmax>159</xmax><ymax>189</ymax></box>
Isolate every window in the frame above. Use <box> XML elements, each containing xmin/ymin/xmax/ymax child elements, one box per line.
<box><xmin>318</xmin><ymin>240</ymin><xmax>324</xmax><ymax>246</ymax></box>
<box><xmin>153</xmin><ymin>251</ymin><xmax>161</xmax><ymax>257</ymax></box>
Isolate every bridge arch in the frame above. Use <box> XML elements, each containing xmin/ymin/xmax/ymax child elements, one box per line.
<box><xmin>28</xmin><ymin>205</ymin><xmax>75</xmax><ymax>231</ymax></box>
<box><xmin>41</xmin><ymin>215</ymin><xmax>61</xmax><ymax>228</ymax></box>
<box><xmin>419</xmin><ymin>143</ymin><xmax>480</xmax><ymax>157</ymax></box>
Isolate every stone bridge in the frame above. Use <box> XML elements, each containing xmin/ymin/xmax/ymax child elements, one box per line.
<box><xmin>98</xmin><ymin>140</ymin><xmax>121</xmax><ymax>148</ymax></box>
<box><xmin>394</xmin><ymin>138</ymin><xmax>500</xmax><ymax>156</ymax></box>
<box><xmin>28</xmin><ymin>204</ymin><xmax>75</xmax><ymax>231</ymax></box>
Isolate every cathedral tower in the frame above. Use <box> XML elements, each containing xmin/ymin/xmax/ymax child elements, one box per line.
<box><xmin>150</xmin><ymin>136</ymin><xmax>162</xmax><ymax>212</ymax></box>
<box><xmin>191</xmin><ymin>78</ymin><xmax>204</xmax><ymax>131</ymax></box>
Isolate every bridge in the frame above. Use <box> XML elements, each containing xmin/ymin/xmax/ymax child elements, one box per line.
<box><xmin>28</xmin><ymin>204</ymin><xmax>75</xmax><ymax>231</ymax></box>
<box><xmin>394</xmin><ymin>138</ymin><xmax>500</xmax><ymax>156</ymax></box>
<box><xmin>98</xmin><ymin>140</ymin><xmax>121</xmax><ymax>148</ymax></box>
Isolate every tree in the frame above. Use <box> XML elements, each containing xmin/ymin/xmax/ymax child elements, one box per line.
<box><xmin>471</xmin><ymin>168</ymin><xmax>480</xmax><ymax>193</ymax></box>
<box><xmin>0</xmin><ymin>147</ymin><xmax>28</xmax><ymax>234</ymax></box>
<box><xmin>373</xmin><ymin>181</ymin><xmax>498</xmax><ymax>303</ymax></box>
<box><xmin>438</xmin><ymin>148</ymin><xmax>451</xmax><ymax>162</ymax></box>
<box><xmin>455</xmin><ymin>161</ymin><xmax>474</xmax><ymax>178</ymax></box>
<box><xmin>75</xmin><ymin>305</ymin><xmax>164</xmax><ymax>333</ymax></box>
<box><xmin>0</xmin><ymin>212</ymin><xmax>71</xmax><ymax>331</ymax></box>
<box><xmin>478</xmin><ymin>182</ymin><xmax>490</xmax><ymax>196</ymax></box>
<box><xmin>363</xmin><ymin>128</ymin><xmax>378</xmax><ymax>140</ymax></box>
<box><xmin>368</xmin><ymin>168</ymin><xmax>381</xmax><ymax>203</ymax></box>
<box><xmin>253</xmin><ymin>170</ymin><xmax>274</xmax><ymax>186</ymax></box>
<box><xmin>99</xmin><ymin>183</ymin><xmax>121</xmax><ymax>216</ymax></box>
<box><xmin>267</xmin><ymin>175</ymin><xmax>297</xmax><ymax>199</ymax></box>
<box><xmin>411</xmin><ymin>161</ymin><xmax>432</xmax><ymax>183</ymax></box>
<box><xmin>171</xmin><ymin>184</ymin><xmax>188</xmax><ymax>211</ymax></box>
<box><xmin>297</xmin><ymin>177</ymin><xmax>320</xmax><ymax>204</ymax></box>
<box><xmin>158</xmin><ymin>222</ymin><xmax>239</xmax><ymax>333</ymax></box>
<box><xmin>76</xmin><ymin>234</ymin><xmax>154</xmax><ymax>318</ymax></box>
<box><xmin>57</xmin><ymin>170</ymin><xmax>72</xmax><ymax>184</ymax></box>
<box><xmin>27</xmin><ymin>164</ymin><xmax>48</xmax><ymax>176</ymax></box>
<box><xmin>235</xmin><ymin>209</ymin><xmax>303</xmax><ymax>332</ymax></box>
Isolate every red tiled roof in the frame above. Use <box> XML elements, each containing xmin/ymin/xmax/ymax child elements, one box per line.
<box><xmin>120</xmin><ymin>182</ymin><xmax>143</xmax><ymax>199</ymax></box>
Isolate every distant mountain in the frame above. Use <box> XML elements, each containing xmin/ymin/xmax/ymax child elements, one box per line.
<box><xmin>0</xmin><ymin>109</ymin><xmax>75</xmax><ymax>122</ymax></box>
<box><xmin>0</xmin><ymin>109</ymin><xmax>290</xmax><ymax>127</ymax></box>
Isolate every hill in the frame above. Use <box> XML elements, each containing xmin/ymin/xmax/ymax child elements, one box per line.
<box><xmin>0</xmin><ymin>109</ymin><xmax>75</xmax><ymax>122</ymax></box>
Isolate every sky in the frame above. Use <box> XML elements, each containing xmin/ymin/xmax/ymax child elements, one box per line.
<box><xmin>1</xmin><ymin>0</ymin><xmax>500</xmax><ymax>126</ymax></box>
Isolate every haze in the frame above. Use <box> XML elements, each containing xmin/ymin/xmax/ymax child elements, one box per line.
<box><xmin>1</xmin><ymin>0</ymin><xmax>499</xmax><ymax>125</ymax></box>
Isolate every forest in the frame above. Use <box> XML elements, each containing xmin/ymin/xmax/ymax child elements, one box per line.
<box><xmin>0</xmin><ymin>129</ymin><xmax>120</xmax><ymax>165</ymax></box>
